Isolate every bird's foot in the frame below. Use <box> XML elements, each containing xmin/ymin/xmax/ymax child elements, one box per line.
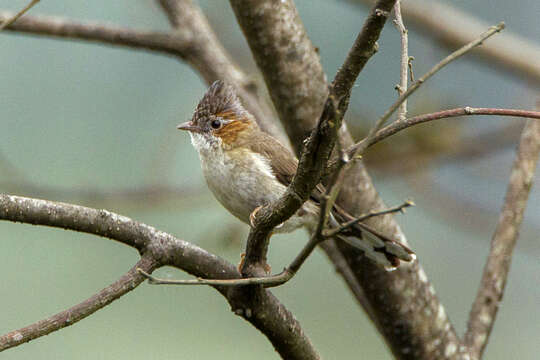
<box><xmin>238</xmin><ymin>252</ymin><xmax>246</xmax><ymax>272</ymax></box>
<box><xmin>249</xmin><ymin>205</ymin><xmax>263</xmax><ymax>228</ymax></box>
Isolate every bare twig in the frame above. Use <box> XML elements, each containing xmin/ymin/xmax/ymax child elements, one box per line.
<box><xmin>347</xmin><ymin>107</ymin><xmax>540</xmax><ymax>155</ymax></box>
<box><xmin>0</xmin><ymin>255</ymin><xmax>157</xmax><ymax>351</ymax></box>
<box><xmin>324</xmin><ymin>24</ymin><xmax>506</xmax><ymax>189</ymax></box>
<box><xmin>347</xmin><ymin>0</ymin><xmax>540</xmax><ymax>85</ymax></box>
<box><xmin>138</xmin><ymin>268</ymin><xmax>293</xmax><ymax>287</ymax></box>
<box><xmin>0</xmin><ymin>12</ymin><xmax>192</xmax><ymax>56</ymax></box>
<box><xmin>367</xmin><ymin>122</ymin><xmax>523</xmax><ymax>174</ymax></box>
<box><xmin>0</xmin><ymin>0</ymin><xmax>39</xmax><ymax>31</ymax></box>
<box><xmin>323</xmin><ymin>200</ymin><xmax>414</xmax><ymax>238</ymax></box>
<box><xmin>464</xmin><ymin>118</ymin><xmax>540</xmax><ymax>359</ymax></box>
<box><xmin>139</xmin><ymin>200</ymin><xmax>411</xmax><ymax>288</ymax></box>
<box><xmin>359</xmin><ymin>22</ymin><xmax>505</xmax><ymax>158</ymax></box>
<box><xmin>393</xmin><ymin>0</ymin><xmax>409</xmax><ymax>121</ymax></box>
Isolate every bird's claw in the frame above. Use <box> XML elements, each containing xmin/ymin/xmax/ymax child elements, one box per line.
<box><xmin>238</xmin><ymin>252</ymin><xmax>246</xmax><ymax>272</ymax></box>
<box><xmin>249</xmin><ymin>205</ymin><xmax>263</xmax><ymax>228</ymax></box>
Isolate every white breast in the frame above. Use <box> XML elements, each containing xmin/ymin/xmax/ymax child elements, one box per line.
<box><xmin>190</xmin><ymin>132</ymin><xmax>315</xmax><ymax>232</ymax></box>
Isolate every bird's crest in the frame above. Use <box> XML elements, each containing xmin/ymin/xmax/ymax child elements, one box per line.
<box><xmin>193</xmin><ymin>80</ymin><xmax>246</xmax><ymax>122</ymax></box>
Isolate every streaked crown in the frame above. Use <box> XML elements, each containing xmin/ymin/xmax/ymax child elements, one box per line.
<box><xmin>192</xmin><ymin>80</ymin><xmax>247</xmax><ymax>126</ymax></box>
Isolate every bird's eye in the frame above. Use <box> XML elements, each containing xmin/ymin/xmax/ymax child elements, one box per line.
<box><xmin>210</xmin><ymin>119</ymin><xmax>222</xmax><ymax>129</ymax></box>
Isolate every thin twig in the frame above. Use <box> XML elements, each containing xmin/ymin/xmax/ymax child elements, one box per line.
<box><xmin>346</xmin><ymin>107</ymin><xmax>540</xmax><ymax>156</ymax></box>
<box><xmin>408</xmin><ymin>56</ymin><xmax>415</xmax><ymax>82</ymax></box>
<box><xmin>393</xmin><ymin>0</ymin><xmax>409</xmax><ymax>121</ymax></box>
<box><xmin>347</xmin><ymin>0</ymin><xmax>540</xmax><ymax>85</ymax></box>
<box><xmin>0</xmin><ymin>0</ymin><xmax>39</xmax><ymax>31</ymax></box>
<box><xmin>323</xmin><ymin>200</ymin><xmax>414</xmax><ymax>238</ymax></box>
<box><xmin>359</xmin><ymin>22</ymin><xmax>505</xmax><ymax>158</ymax></box>
<box><xmin>322</xmin><ymin>23</ymin><xmax>506</xmax><ymax>209</ymax></box>
<box><xmin>0</xmin><ymin>255</ymin><xmax>156</xmax><ymax>351</ymax></box>
<box><xmin>138</xmin><ymin>268</ymin><xmax>293</xmax><ymax>287</ymax></box>
<box><xmin>464</xmin><ymin>118</ymin><xmax>540</xmax><ymax>359</ymax></box>
<box><xmin>138</xmin><ymin>200</ymin><xmax>412</xmax><ymax>288</ymax></box>
<box><xmin>0</xmin><ymin>12</ymin><xmax>192</xmax><ymax>56</ymax></box>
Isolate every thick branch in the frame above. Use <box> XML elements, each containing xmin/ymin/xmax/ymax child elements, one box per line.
<box><xmin>229</xmin><ymin>0</ymin><xmax>329</xmax><ymax>153</ymax></box>
<box><xmin>0</xmin><ymin>255</ymin><xmax>157</xmax><ymax>351</ymax></box>
<box><xmin>231</xmin><ymin>0</ymin><xmax>396</xmax><ymax>278</ymax></box>
<box><xmin>230</xmin><ymin>1</ymin><xmax>465</xmax><ymax>359</ymax></box>
<box><xmin>0</xmin><ymin>194</ymin><xmax>319</xmax><ymax>360</ymax></box>
<box><xmin>464</xmin><ymin>119</ymin><xmax>540</xmax><ymax>359</ymax></box>
<box><xmin>0</xmin><ymin>11</ymin><xmax>192</xmax><ymax>57</ymax></box>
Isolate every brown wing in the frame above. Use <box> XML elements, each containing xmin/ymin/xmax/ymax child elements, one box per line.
<box><xmin>248</xmin><ymin>131</ymin><xmax>415</xmax><ymax>269</ymax></box>
<box><xmin>247</xmin><ymin>131</ymin><xmax>327</xmax><ymax>203</ymax></box>
<box><xmin>247</xmin><ymin>131</ymin><xmax>298</xmax><ymax>187</ymax></box>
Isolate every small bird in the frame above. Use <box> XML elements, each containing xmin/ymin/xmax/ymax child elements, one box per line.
<box><xmin>177</xmin><ymin>80</ymin><xmax>415</xmax><ymax>270</ymax></box>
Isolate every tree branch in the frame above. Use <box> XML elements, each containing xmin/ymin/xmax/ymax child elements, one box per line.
<box><xmin>393</xmin><ymin>0</ymin><xmax>409</xmax><ymax>121</ymax></box>
<box><xmin>0</xmin><ymin>11</ymin><xmax>192</xmax><ymax>57</ymax></box>
<box><xmin>347</xmin><ymin>0</ymin><xmax>540</xmax><ymax>85</ymax></box>
<box><xmin>464</xmin><ymin>118</ymin><xmax>540</xmax><ymax>359</ymax></box>
<box><xmin>0</xmin><ymin>255</ymin><xmax>157</xmax><ymax>352</ymax></box>
<box><xmin>0</xmin><ymin>6</ymin><xmax>284</xmax><ymax>143</ymax></box>
<box><xmin>360</xmin><ymin>22</ymin><xmax>504</xmax><ymax>155</ymax></box>
<box><xmin>229</xmin><ymin>1</ymin><xmax>470</xmax><ymax>358</ymax></box>
<box><xmin>349</xmin><ymin>107</ymin><xmax>540</xmax><ymax>154</ymax></box>
<box><xmin>0</xmin><ymin>194</ymin><xmax>319</xmax><ymax>359</ymax></box>
<box><xmin>230</xmin><ymin>0</ymin><xmax>396</xmax><ymax>278</ymax></box>
<box><xmin>229</xmin><ymin>0</ymin><xmax>329</xmax><ymax>153</ymax></box>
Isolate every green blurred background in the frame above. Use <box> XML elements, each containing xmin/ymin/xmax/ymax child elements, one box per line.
<box><xmin>1</xmin><ymin>0</ymin><xmax>539</xmax><ymax>359</ymax></box>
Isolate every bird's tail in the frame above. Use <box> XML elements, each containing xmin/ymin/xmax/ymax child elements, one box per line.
<box><xmin>330</xmin><ymin>205</ymin><xmax>415</xmax><ymax>271</ymax></box>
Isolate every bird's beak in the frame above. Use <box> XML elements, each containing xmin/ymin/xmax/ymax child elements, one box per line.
<box><xmin>177</xmin><ymin>121</ymin><xmax>201</xmax><ymax>133</ymax></box>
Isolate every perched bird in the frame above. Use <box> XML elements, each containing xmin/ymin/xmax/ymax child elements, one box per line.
<box><xmin>177</xmin><ymin>80</ymin><xmax>415</xmax><ymax>270</ymax></box>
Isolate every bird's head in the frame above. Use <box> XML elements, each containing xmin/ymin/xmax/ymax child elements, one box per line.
<box><xmin>177</xmin><ymin>80</ymin><xmax>258</xmax><ymax>154</ymax></box>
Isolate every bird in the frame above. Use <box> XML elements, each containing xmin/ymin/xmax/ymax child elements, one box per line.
<box><xmin>177</xmin><ymin>80</ymin><xmax>415</xmax><ymax>270</ymax></box>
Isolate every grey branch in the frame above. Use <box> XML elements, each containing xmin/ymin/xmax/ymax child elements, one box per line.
<box><xmin>393</xmin><ymin>0</ymin><xmax>409</xmax><ymax>121</ymax></box>
<box><xmin>0</xmin><ymin>255</ymin><xmax>157</xmax><ymax>352</ymax></box>
<box><xmin>464</xmin><ymin>118</ymin><xmax>540</xmax><ymax>359</ymax></box>
<box><xmin>0</xmin><ymin>6</ymin><xmax>284</xmax><ymax>143</ymax></box>
<box><xmin>0</xmin><ymin>194</ymin><xmax>319</xmax><ymax>360</ymax></box>
<box><xmin>230</xmin><ymin>0</ymin><xmax>329</xmax><ymax>154</ymax></box>
<box><xmin>0</xmin><ymin>11</ymin><xmax>193</xmax><ymax>57</ymax></box>
<box><xmin>230</xmin><ymin>0</ymin><xmax>395</xmax><ymax>279</ymax></box>
<box><xmin>361</xmin><ymin>22</ymin><xmax>504</xmax><ymax>156</ymax></box>
<box><xmin>229</xmin><ymin>0</ymin><xmax>468</xmax><ymax>358</ymax></box>
<box><xmin>347</xmin><ymin>0</ymin><xmax>540</xmax><ymax>85</ymax></box>
<box><xmin>347</xmin><ymin>107</ymin><xmax>540</xmax><ymax>154</ymax></box>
